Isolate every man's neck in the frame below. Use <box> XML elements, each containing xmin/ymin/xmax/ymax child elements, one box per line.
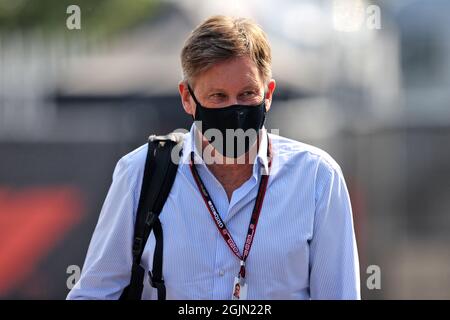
<box><xmin>198</xmin><ymin>134</ymin><xmax>261</xmax><ymax>201</ymax></box>
<box><xmin>207</xmin><ymin>160</ymin><xmax>253</xmax><ymax>201</ymax></box>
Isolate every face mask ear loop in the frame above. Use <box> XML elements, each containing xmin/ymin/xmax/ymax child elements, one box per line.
<box><xmin>187</xmin><ymin>84</ymin><xmax>202</xmax><ymax>121</ymax></box>
<box><xmin>261</xmin><ymin>91</ymin><xmax>268</xmax><ymax>128</ymax></box>
<box><xmin>187</xmin><ymin>84</ymin><xmax>202</xmax><ymax>106</ymax></box>
<box><xmin>263</xmin><ymin>91</ymin><xmax>268</xmax><ymax>112</ymax></box>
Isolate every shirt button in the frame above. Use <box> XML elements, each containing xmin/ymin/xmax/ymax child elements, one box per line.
<box><xmin>219</xmin><ymin>270</ymin><xmax>225</xmax><ymax>276</ymax></box>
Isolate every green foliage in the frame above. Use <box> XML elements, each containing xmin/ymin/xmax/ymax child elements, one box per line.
<box><xmin>0</xmin><ymin>0</ymin><xmax>160</xmax><ymax>36</ymax></box>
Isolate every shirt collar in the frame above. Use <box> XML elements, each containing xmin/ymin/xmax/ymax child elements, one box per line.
<box><xmin>255</xmin><ymin>126</ymin><xmax>270</xmax><ymax>176</ymax></box>
<box><xmin>180</xmin><ymin>123</ymin><xmax>202</xmax><ymax>165</ymax></box>
<box><xmin>181</xmin><ymin>123</ymin><xmax>270</xmax><ymax>175</ymax></box>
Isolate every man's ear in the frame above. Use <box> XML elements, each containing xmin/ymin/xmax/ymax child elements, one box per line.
<box><xmin>264</xmin><ymin>79</ymin><xmax>276</xmax><ymax>112</ymax></box>
<box><xmin>179</xmin><ymin>81</ymin><xmax>195</xmax><ymax>116</ymax></box>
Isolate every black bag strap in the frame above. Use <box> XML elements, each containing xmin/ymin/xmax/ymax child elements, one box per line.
<box><xmin>148</xmin><ymin>218</ymin><xmax>165</xmax><ymax>299</ymax></box>
<box><xmin>119</xmin><ymin>132</ymin><xmax>184</xmax><ymax>300</ymax></box>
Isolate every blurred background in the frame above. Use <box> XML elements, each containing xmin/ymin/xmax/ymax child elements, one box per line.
<box><xmin>0</xmin><ymin>0</ymin><xmax>449</xmax><ymax>299</ymax></box>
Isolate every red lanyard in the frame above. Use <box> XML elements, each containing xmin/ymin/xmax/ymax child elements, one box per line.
<box><xmin>189</xmin><ymin>139</ymin><xmax>271</xmax><ymax>279</ymax></box>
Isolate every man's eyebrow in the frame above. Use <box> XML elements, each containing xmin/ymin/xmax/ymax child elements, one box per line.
<box><xmin>205</xmin><ymin>87</ymin><xmax>227</xmax><ymax>93</ymax></box>
<box><xmin>204</xmin><ymin>83</ymin><xmax>260</xmax><ymax>93</ymax></box>
<box><xmin>240</xmin><ymin>84</ymin><xmax>260</xmax><ymax>91</ymax></box>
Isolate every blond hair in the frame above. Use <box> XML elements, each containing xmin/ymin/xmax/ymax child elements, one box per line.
<box><xmin>181</xmin><ymin>15</ymin><xmax>272</xmax><ymax>85</ymax></box>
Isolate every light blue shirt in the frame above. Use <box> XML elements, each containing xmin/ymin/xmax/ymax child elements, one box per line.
<box><xmin>67</xmin><ymin>124</ymin><xmax>360</xmax><ymax>300</ymax></box>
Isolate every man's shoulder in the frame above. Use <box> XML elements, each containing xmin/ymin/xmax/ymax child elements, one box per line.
<box><xmin>109</xmin><ymin>143</ymin><xmax>149</xmax><ymax>190</ymax></box>
<box><xmin>118</xmin><ymin>143</ymin><xmax>148</xmax><ymax>170</ymax></box>
<box><xmin>116</xmin><ymin>131</ymin><xmax>190</xmax><ymax>176</ymax></box>
<box><xmin>270</xmin><ymin>133</ymin><xmax>342</xmax><ymax>174</ymax></box>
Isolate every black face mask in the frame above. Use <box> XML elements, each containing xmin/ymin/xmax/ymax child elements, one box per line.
<box><xmin>187</xmin><ymin>84</ymin><xmax>267</xmax><ymax>158</ymax></box>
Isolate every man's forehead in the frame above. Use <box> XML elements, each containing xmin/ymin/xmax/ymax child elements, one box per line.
<box><xmin>198</xmin><ymin>75</ymin><xmax>262</xmax><ymax>92</ymax></box>
<box><xmin>193</xmin><ymin>56</ymin><xmax>263</xmax><ymax>91</ymax></box>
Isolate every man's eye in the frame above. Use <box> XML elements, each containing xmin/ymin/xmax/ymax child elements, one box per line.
<box><xmin>210</xmin><ymin>93</ymin><xmax>225</xmax><ymax>98</ymax></box>
<box><xmin>242</xmin><ymin>91</ymin><xmax>258</xmax><ymax>98</ymax></box>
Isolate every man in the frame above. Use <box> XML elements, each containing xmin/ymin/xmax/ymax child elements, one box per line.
<box><xmin>67</xmin><ymin>15</ymin><xmax>360</xmax><ymax>300</ymax></box>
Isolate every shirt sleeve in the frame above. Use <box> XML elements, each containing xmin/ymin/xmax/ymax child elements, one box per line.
<box><xmin>66</xmin><ymin>156</ymin><xmax>137</xmax><ymax>300</ymax></box>
<box><xmin>309</xmin><ymin>159</ymin><xmax>361</xmax><ymax>300</ymax></box>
